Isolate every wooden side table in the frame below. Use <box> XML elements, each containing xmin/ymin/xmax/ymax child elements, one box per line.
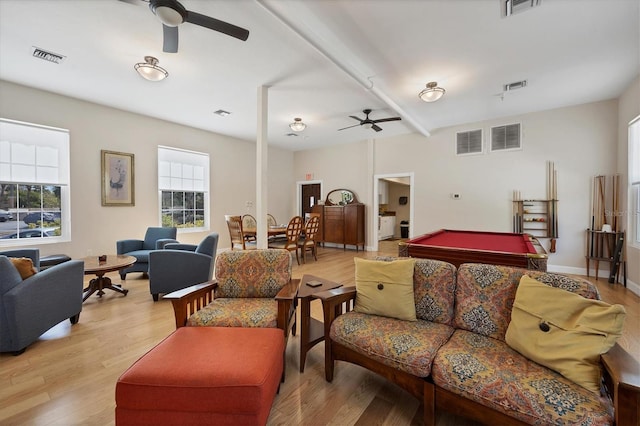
<box><xmin>297</xmin><ymin>274</ymin><xmax>342</xmax><ymax>373</ymax></box>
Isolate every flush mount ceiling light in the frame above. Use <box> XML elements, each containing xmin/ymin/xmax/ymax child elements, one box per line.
<box><xmin>289</xmin><ymin>117</ymin><xmax>306</xmax><ymax>132</ymax></box>
<box><xmin>134</xmin><ymin>56</ymin><xmax>168</xmax><ymax>82</ymax></box>
<box><xmin>419</xmin><ymin>82</ymin><xmax>446</xmax><ymax>102</ymax></box>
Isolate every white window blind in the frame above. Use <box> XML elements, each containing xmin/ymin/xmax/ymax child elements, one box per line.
<box><xmin>158</xmin><ymin>146</ymin><xmax>208</xmax><ymax>191</ymax></box>
<box><xmin>0</xmin><ymin>119</ymin><xmax>69</xmax><ymax>185</ymax></box>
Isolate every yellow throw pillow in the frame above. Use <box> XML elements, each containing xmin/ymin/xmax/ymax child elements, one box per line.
<box><xmin>506</xmin><ymin>275</ymin><xmax>626</xmax><ymax>393</ymax></box>
<box><xmin>10</xmin><ymin>257</ymin><xmax>38</xmax><ymax>280</ymax></box>
<box><xmin>353</xmin><ymin>258</ymin><xmax>417</xmax><ymax>321</ymax></box>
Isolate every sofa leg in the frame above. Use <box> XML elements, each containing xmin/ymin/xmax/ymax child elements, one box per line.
<box><xmin>152</xmin><ymin>294</ymin><xmax>159</xmax><ymax>302</ymax></box>
<box><xmin>70</xmin><ymin>313</ymin><xmax>80</xmax><ymax>324</ymax></box>
<box><xmin>120</xmin><ymin>273</ymin><xmax>126</xmax><ymax>280</ymax></box>
<box><xmin>423</xmin><ymin>382</ymin><xmax>435</xmax><ymax>426</ymax></box>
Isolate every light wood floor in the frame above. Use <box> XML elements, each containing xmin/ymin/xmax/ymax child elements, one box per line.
<box><xmin>1</xmin><ymin>240</ymin><xmax>638</xmax><ymax>425</ymax></box>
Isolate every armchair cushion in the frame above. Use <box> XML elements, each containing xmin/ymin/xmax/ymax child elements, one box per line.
<box><xmin>354</xmin><ymin>258</ymin><xmax>417</xmax><ymax>321</ymax></box>
<box><xmin>187</xmin><ymin>298</ymin><xmax>278</xmax><ymax>328</ymax></box>
<box><xmin>9</xmin><ymin>257</ymin><xmax>37</xmax><ymax>280</ymax></box>
<box><xmin>505</xmin><ymin>275</ymin><xmax>625</xmax><ymax>393</ymax></box>
<box><xmin>117</xmin><ymin>227</ymin><xmax>178</xmax><ymax>278</ymax></box>
<box><xmin>215</xmin><ymin>249</ymin><xmax>292</xmax><ymax>298</ymax></box>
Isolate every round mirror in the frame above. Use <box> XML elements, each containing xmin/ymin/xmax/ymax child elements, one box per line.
<box><xmin>326</xmin><ymin>189</ymin><xmax>357</xmax><ymax>205</ymax></box>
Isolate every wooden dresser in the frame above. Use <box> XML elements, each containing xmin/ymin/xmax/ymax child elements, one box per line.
<box><xmin>312</xmin><ymin>189</ymin><xmax>365</xmax><ymax>251</ymax></box>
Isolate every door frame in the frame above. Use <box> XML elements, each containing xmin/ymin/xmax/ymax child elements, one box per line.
<box><xmin>372</xmin><ymin>172</ymin><xmax>414</xmax><ymax>252</ymax></box>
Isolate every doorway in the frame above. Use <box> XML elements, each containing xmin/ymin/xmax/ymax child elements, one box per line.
<box><xmin>298</xmin><ymin>181</ymin><xmax>322</xmax><ymax>219</ymax></box>
<box><xmin>373</xmin><ymin>173</ymin><xmax>414</xmax><ymax>252</ymax></box>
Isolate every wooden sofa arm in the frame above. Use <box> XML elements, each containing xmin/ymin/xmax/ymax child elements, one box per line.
<box><xmin>316</xmin><ymin>286</ymin><xmax>356</xmax><ymax>336</ymax></box>
<box><xmin>601</xmin><ymin>343</ymin><xmax>640</xmax><ymax>426</ymax></box>
<box><xmin>164</xmin><ymin>280</ymin><xmax>218</xmax><ymax>329</ymax></box>
<box><xmin>276</xmin><ymin>279</ymin><xmax>300</xmax><ymax>337</ymax></box>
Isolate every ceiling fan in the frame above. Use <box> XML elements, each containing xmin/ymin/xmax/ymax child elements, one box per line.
<box><xmin>338</xmin><ymin>109</ymin><xmax>401</xmax><ymax>132</ymax></box>
<box><xmin>120</xmin><ymin>0</ymin><xmax>249</xmax><ymax>53</ymax></box>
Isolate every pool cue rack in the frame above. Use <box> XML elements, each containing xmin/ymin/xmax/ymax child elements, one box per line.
<box><xmin>512</xmin><ymin>161</ymin><xmax>559</xmax><ymax>252</ymax></box>
<box><xmin>585</xmin><ymin>174</ymin><xmax>626</xmax><ymax>286</ymax></box>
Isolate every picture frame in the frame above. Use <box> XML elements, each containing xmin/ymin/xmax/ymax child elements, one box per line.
<box><xmin>101</xmin><ymin>150</ymin><xmax>135</xmax><ymax>206</ymax></box>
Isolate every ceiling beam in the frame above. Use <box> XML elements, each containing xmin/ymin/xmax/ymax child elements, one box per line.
<box><xmin>256</xmin><ymin>0</ymin><xmax>431</xmax><ymax>138</ymax></box>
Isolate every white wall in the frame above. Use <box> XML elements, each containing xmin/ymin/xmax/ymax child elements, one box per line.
<box><xmin>0</xmin><ymin>80</ymin><xmax>295</xmax><ymax>257</ymax></box>
<box><xmin>295</xmin><ymin>100</ymin><xmax>621</xmax><ymax>275</ymax></box>
<box><xmin>617</xmin><ymin>75</ymin><xmax>640</xmax><ymax>292</ymax></box>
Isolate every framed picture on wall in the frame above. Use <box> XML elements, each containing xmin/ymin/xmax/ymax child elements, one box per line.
<box><xmin>101</xmin><ymin>150</ymin><xmax>135</xmax><ymax>206</ymax></box>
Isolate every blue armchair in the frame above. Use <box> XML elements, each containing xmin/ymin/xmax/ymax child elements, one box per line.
<box><xmin>116</xmin><ymin>227</ymin><xmax>178</xmax><ymax>280</ymax></box>
<box><xmin>0</xmin><ymin>249</ymin><xmax>84</xmax><ymax>355</ymax></box>
<box><xmin>148</xmin><ymin>233</ymin><xmax>219</xmax><ymax>301</ymax></box>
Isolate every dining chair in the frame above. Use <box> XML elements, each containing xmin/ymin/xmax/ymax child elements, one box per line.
<box><xmin>225</xmin><ymin>215</ymin><xmax>255</xmax><ymax>250</ymax></box>
<box><xmin>242</xmin><ymin>214</ymin><xmax>257</xmax><ymax>242</ymax></box>
<box><xmin>268</xmin><ymin>216</ymin><xmax>303</xmax><ymax>264</ymax></box>
<box><xmin>297</xmin><ymin>214</ymin><xmax>320</xmax><ymax>263</ymax></box>
<box><xmin>267</xmin><ymin>214</ymin><xmax>277</xmax><ymax>227</ymax></box>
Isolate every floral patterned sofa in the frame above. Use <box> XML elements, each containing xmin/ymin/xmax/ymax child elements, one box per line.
<box><xmin>318</xmin><ymin>260</ymin><xmax>639</xmax><ymax>425</ymax></box>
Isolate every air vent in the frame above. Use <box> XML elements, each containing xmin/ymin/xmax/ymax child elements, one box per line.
<box><xmin>456</xmin><ymin>129</ymin><xmax>483</xmax><ymax>155</ymax></box>
<box><xmin>491</xmin><ymin>123</ymin><xmax>521</xmax><ymax>151</ymax></box>
<box><xmin>31</xmin><ymin>47</ymin><xmax>65</xmax><ymax>64</ymax></box>
<box><xmin>504</xmin><ymin>0</ymin><xmax>542</xmax><ymax>17</ymax></box>
<box><xmin>504</xmin><ymin>80</ymin><xmax>527</xmax><ymax>91</ymax></box>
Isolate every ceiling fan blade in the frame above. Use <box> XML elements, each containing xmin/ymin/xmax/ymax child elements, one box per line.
<box><xmin>348</xmin><ymin>115</ymin><xmax>363</xmax><ymax>122</ymax></box>
<box><xmin>338</xmin><ymin>124</ymin><xmax>362</xmax><ymax>131</ymax></box>
<box><xmin>185</xmin><ymin>10</ymin><xmax>249</xmax><ymax>41</ymax></box>
<box><xmin>371</xmin><ymin>117</ymin><xmax>401</xmax><ymax>124</ymax></box>
<box><xmin>372</xmin><ymin>124</ymin><xmax>383</xmax><ymax>132</ymax></box>
<box><xmin>162</xmin><ymin>24</ymin><xmax>179</xmax><ymax>53</ymax></box>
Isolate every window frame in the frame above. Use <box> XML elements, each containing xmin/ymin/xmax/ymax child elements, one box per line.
<box><xmin>0</xmin><ymin>118</ymin><xmax>70</xmax><ymax>245</ymax></box>
<box><xmin>157</xmin><ymin>145</ymin><xmax>210</xmax><ymax>233</ymax></box>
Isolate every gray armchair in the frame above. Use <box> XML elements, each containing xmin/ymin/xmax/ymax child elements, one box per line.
<box><xmin>116</xmin><ymin>227</ymin><xmax>178</xmax><ymax>280</ymax></box>
<box><xmin>0</xmin><ymin>250</ymin><xmax>84</xmax><ymax>355</ymax></box>
<box><xmin>148</xmin><ymin>233</ymin><xmax>219</xmax><ymax>301</ymax></box>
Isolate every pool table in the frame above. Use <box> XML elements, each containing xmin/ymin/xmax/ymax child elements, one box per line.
<box><xmin>398</xmin><ymin>229</ymin><xmax>547</xmax><ymax>271</ymax></box>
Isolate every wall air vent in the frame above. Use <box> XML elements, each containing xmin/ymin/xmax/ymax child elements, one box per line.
<box><xmin>456</xmin><ymin>129</ymin><xmax>483</xmax><ymax>155</ymax></box>
<box><xmin>504</xmin><ymin>80</ymin><xmax>528</xmax><ymax>91</ymax></box>
<box><xmin>491</xmin><ymin>123</ymin><xmax>521</xmax><ymax>152</ymax></box>
<box><xmin>31</xmin><ymin>47</ymin><xmax>66</xmax><ymax>64</ymax></box>
<box><xmin>504</xmin><ymin>0</ymin><xmax>542</xmax><ymax>17</ymax></box>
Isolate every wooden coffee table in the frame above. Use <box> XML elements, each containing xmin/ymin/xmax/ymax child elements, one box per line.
<box><xmin>297</xmin><ymin>274</ymin><xmax>342</xmax><ymax>373</ymax></box>
<box><xmin>81</xmin><ymin>255</ymin><xmax>135</xmax><ymax>302</ymax></box>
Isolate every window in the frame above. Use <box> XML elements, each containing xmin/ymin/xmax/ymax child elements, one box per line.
<box><xmin>629</xmin><ymin>116</ymin><xmax>640</xmax><ymax>246</ymax></box>
<box><xmin>0</xmin><ymin>118</ymin><xmax>70</xmax><ymax>243</ymax></box>
<box><xmin>158</xmin><ymin>146</ymin><xmax>209</xmax><ymax>231</ymax></box>
<box><xmin>456</xmin><ymin>129</ymin><xmax>483</xmax><ymax>155</ymax></box>
<box><xmin>490</xmin><ymin>123</ymin><xmax>521</xmax><ymax>152</ymax></box>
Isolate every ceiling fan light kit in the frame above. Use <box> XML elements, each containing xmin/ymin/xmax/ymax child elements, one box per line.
<box><xmin>419</xmin><ymin>81</ymin><xmax>445</xmax><ymax>102</ymax></box>
<box><xmin>150</xmin><ymin>0</ymin><xmax>187</xmax><ymax>26</ymax></box>
<box><xmin>134</xmin><ymin>56</ymin><xmax>168</xmax><ymax>81</ymax></box>
<box><xmin>140</xmin><ymin>0</ymin><xmax>249</xmax><ymax>53</ymax></box>
<box><xmin>289</xmin><ymin>118</ymin><xmax>307</xmax><ymax>132</ymax></box>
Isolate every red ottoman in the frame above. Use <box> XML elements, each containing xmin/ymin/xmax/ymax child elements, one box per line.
<box><xmin>115</xmin><ymin>327</ymin><xmax>284</xmax><ymax>426</ymax></box>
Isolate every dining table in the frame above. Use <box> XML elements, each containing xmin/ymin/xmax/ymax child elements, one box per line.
<box><xmin>243</xmin><ymin>225</ymin><xmax>287</xmax><ymax>237</ymax></box>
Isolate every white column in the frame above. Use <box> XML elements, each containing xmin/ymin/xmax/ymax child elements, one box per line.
<box><xmin>256</xmin><ymin>86</ymin><xmax>269</xmax><ymax>248</ymax></box>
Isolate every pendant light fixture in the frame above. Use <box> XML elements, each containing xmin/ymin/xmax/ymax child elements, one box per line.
<box><xmin>134</xmin><ymin>56</ymin><xmax>169</xmax><ymax>82</ymax></box>
<box><xmin>289</xmin><ymin>117</ymin><xmax>306</xmax><ymax>132</ymax></box>
<box><xmin>419</xmin><ymin>81</ymin><xmax>445</xmax><ymax>102</ymax></box>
